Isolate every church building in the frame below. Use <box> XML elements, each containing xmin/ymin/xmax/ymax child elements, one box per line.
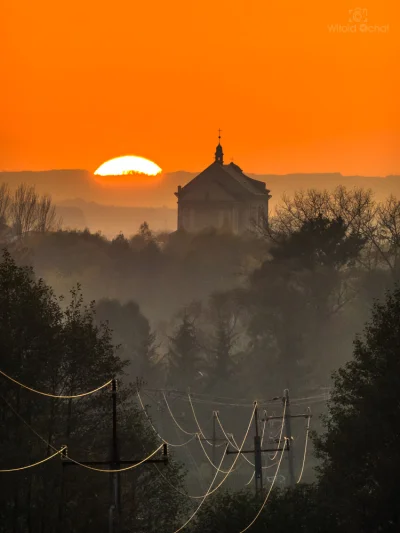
<box><xmin>175</xmin><ymin>136</ymin><xmax>271</xmax><ymax>234</ymax></box>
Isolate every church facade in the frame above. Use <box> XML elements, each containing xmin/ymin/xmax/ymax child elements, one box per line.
<box><xmin>175</xmin><ymin>139</ymin><xmax>271</xmax><ymax>234</ymax></box>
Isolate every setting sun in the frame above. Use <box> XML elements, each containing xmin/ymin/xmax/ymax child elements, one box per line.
<box><xmin>93</xmin><ymin>155</ymin><xmax>162</xmax><ymax>188</ymax></box>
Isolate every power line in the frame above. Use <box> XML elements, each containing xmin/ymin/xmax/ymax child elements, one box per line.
<box><xmin>170</xmin><ymin>443</ymin><xmax>229</xmax><ymax>533</ymax></box>
<box><xmin>1</xmin><ymin>393</ymin><xmax>56</xmax><ymax>449</ymax></box>
<box><xmin>157</xmin><ymin>391</ymin><xmax>210</xmax><ymax>493</ymax></box>
<box><xmin>62</xmin><ymin>443</ymin><xmax>166</xmax><ymax>473</ymax></box>
<box><xmin>2</xmin><ymin>380</ymin><xmax>314</xmax><ymax>532</ymax></box>
<box><xmin>290</xmin><ymin>392</ymin><xmax>331</xmax><ymax>404</ymax></box>
<box><xmin>193</xmin><ymin>409</ymin><xmax>227</xmax><ymax>450</ymax></box>
<box><xmin>62</xmin><ymin>378</ymin><xmax>169</xmax><ymax>533</ymax></box>
<box><xmin>144</xmin><ymin>387</ymin><xmax>256</xmax><ymax>404</ymax></box>
<box><xmin>217</xmin><ymin>392</ymin><xmax>312</xmax><ymax>492</ymax></box>
<box><xmin>143</xmin><ymin>390</ymin><xmax>224</xmax><ymax>449</ymax></box>
<box><xmin>151</xmin><ymin>410</ymin><xmax>258</xmax><ymax>500</ymax></box>
<box><xmin>163</xmin><ymin>392</ymin><xmax>197</xmax><ymax>436</ymax></box>
<box><xmin>216</xmin><ymin>410</ymin><xmax>285</xmax><ymax>471</ymax></box>
<box><xmin>245</xmin><ymin>461</ymin><xmax>279</xmax><ymax>487</ymax></box>
<box><xmin>165</xmin><ymin>402</ymin><xmax>257</xmax><ymax>501</ymax></box>
<box><xmin>170</xmin><ymin>403</ymin><xmax>257</xmax><ymax>532</ymax></box>
<box><xmin>152</xmin><ymin>386</ymin><xmax>210</xmax><ymax>494</ymax></box>
<box><xmin>196</xmin><ymin>434</ymin><xmax>236</xmax><ymax>475</ymax></box>
<box><xmin>143</xmin><ymin>386</ymin><xmax>332</xmax><ymax>408</ymax></box>
<box><xmin>267</xmin><ymin>399</ymin><xmax>287</xmax><ymax>461</ymax></box>
<box><xmin>172</xmin><ymin>413</ymin><xmax>208</xmax><ymax>494</ymax></box>
<box><xmin>0</xmin><ymin>446</ymin><xmax>66</xmax><ymax>473</ymax></box>
<box><xmin>239</xmin><ymin>441</ymin><xmax>288</xmax><ymax>533</ymax></box>
<box><xmin>226</xmin><ymin>403</ymin><xmax>289</xmax><ymax>497</ymax></box>
<box><xmin>188</xmin><ymin>392</ymin><xmax>214</xmax><ymax>446</ymax></box>
<box><xmin>203</xmin><ymin>403</ymin><xmax>256</xmax><ymax>498</ymax></box>
<box><xmin>137</xmin><ymin>390</ymin><xmax>197</xmax><ymax>447</ymax></box>
<box><xmin>2</xmin><ymin>384</ymin><xmax>168</xmax><ymax>533</ymax></box>
<box><xmin>120</xmin><ymin>398</ymin><xmax>202</xmax><ymax>502</ymax></box>
<box><xmin>245</xmin><ymin>417</ymin><xmax>271</xmax><ymax>486</ymax></box>
<box><xmin>151</xmin><ymin>462</ymin><xmax>200</xmax><ymax>500</ymax></box>
<box><xmin>2</xmin><ymin>389</ymin><xmax>250</xmax><ymax>527</ymax></box>
<box><xmin>296</xmin><ymin>408</ymin><xmax>311</xmax><ymax>484</ymax></box>
<box><xmin>183</xmin><ymin>397</ymin><xmax>255</xmax><ymax>408</ymax></box>
<box><xmin>11</xmin><ymin>391</ymin><xmax>225</xmax><ymax>526</ymax></box>
<box><xmin>1</xmin><ymin>388</ymin><xmax>168</xmax><ymax>474</ymax></box>
<box><xmin>216</xmin><ymin>413</ymin><xmax>255</xmax><ymax>468</ymax></box>
<box><xmin>0</xmin><ymin>368</ymin><xmax>112</xmax><ymax>399</ymax></box>
<box><xmin>148</xmin><ymin>391</ymin><xmax>255</xmax><ymax>474</ymax></box>
<box><xmin>264</xmin><ymin>390</ymin><xmax>312</xmax><ymax>488</ymax></box>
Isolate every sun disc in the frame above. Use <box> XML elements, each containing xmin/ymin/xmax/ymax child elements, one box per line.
<box><xmin>95</xmin><ymin>155</ymin><xmax>162</xmax><ymax>176</ymax></box>
<box><xmin>93</xmin><ymin>155</ymin><xmax>163</xmax><ymax>188</ymax></box>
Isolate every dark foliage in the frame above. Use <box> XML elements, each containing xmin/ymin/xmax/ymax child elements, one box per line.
<box><xmin>189</xmin><ymin>485</ymin><xmax>334</xmax><ymax>533</ymax></box>
<box><xmin>167</xmin><ymin>312</ymin><xmax>203</xmax><ymax>388</ymax></box>
<box><xmin>313</xmin><ymin>285</ymin><xmax>400</xmax><ymax>533</ymax></box>
<box><xmin>0</xmin><ymin>250</ymin><xmax>188</xmax><ymax>533</ymax></box>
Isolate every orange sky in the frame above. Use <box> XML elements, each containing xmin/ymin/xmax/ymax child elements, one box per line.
<box><xmin>1</xmin><ymin>1</ymin><xmax>399</xmax><ymax>176</ymax></box>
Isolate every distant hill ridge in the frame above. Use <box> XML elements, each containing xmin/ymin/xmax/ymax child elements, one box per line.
<box><xmin>1</xmin><ymin>169</ymin><xmax>399</xmax><ymax>206</ymax></box>
<box><xmin>2</xmin><ymin>169</ymin><xmax>400</xmax><ymax>237</ymax></box>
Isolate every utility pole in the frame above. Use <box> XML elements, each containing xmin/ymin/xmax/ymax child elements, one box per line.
<box><xmin>61</xmin><ymin>378</ymin><xmax>169</xmax><ymax>533</ymax></box>
<box><xmin>264</xmin><ymin>389</ymin><xmax>312</xmax><ymax>488</ymax></box>
<box><xmin>226</xmin><ymin>402</ymin><xmax>289</xmax><ymax>496</ymax></box>
<box><xmin>112</xmin><ymin>378</ymin><xmax>121</xmax><ymax>531</ymax></box>
<box><xmin>262</xmin><ymin>409</ymin><xmax>269</xmax><ymax>471</ymax></box>
<box><xmin>284</xmin><ymin>389</ymin><xmax>295</xmax><ymax>488</ymax></box>
<box><xmin>254</xmin><ymin>403</ymin><xmax>263</xmax><ymax>495</ymax></box>
<box><xmin>198</xmin><ymin>410</ymin><xmax>228</xmax><ymax>465</ymax></box>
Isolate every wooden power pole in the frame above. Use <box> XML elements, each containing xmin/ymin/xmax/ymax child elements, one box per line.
<box><xmin>226</xmin><ymin>402</ymin><xmax>289</xmax><ymax>496</ymax></box>
<box><xmin>61</xmin><ymin>378</ymin><xmax>169</xmax><ymax>533</ymax></box>
<box><xmin>254</xmin><ymin>403</ymin><xmax>263</xmax><ymax>495</ymax></box>
<box><xmin>264</xmin><ymin>389</ymin><xmax>312</xmax><ymax>488</ymax></box>
<box><xmin>198</xmin><ymin>410</ymin><xmax>229</xmax><ymax>465</ymax></box>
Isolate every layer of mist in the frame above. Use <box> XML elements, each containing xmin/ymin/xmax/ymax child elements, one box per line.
<box><xmin>1</xmin><ymin>168</ymin><xmax>400</xmax><ymax>236</ymax></box>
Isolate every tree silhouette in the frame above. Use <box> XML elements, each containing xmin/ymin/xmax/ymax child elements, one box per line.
<box><xmin>190</xmin><ymin>486</ymin><xmax>334</xmax><ymax>533</ymax></box>
<box><xmin>95</xmin><ymin>298</ymin><xmax>161</xmax><ymax>384</ymax></box>
<box><xmin>167</xmin><ymin>312</ymin><xmax>203</xmax><ymax>389</ymax></box>
<box><xmin>0</xmin><ymin>251</ymin><xmax>187</xmax><ymax>532</ymax></box>
<box><xmin>201</xmin><ymin>292</ymin><xmax>241</xmax><ymax>392</ymax></box>
<box><xmin>314</xmin><ymin>285</ymin><xmax>400</xmax><ymax>533</ymax></box>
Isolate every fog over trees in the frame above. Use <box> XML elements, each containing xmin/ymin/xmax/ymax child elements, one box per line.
<box><xmin>2</xmin><ymin>183</ymin><xmax>400</xmax><ymax>531</ymax></box>
<box><xmin>4</xmin><ymin>184</ymin><xmax>397</xmax><ymax>396</ymax></box>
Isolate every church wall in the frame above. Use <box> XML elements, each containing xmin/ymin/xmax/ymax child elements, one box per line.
<box><xmin>178</xmin><ymin>200</ymin><xmax>242</xmax><ymax>233</ymax></box>
<box><xmin>241</xmin><ymin>199</ymin><xmax>270</xmax><ymax>232</ymax></box>
<box><xmin>232</xmin><ymin>207</ymin><xmax>239</xmax><ymax>233</ymax></box>
<box><xmin>178</xmin><ymin>197</ymin><xmax>269</xmax><ymax>234</ymax></box>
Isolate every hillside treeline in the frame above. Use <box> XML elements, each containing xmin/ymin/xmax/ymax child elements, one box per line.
<box><xmin>3</xmin><ymin>185</ymin><xmax>399</xmax><ymax>399</ymax></box>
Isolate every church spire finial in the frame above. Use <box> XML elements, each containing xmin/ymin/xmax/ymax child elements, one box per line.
<box><xmin>215</xmin><ymin>129</ymin><xmax>224</xmax><ymax>164</ymax></box>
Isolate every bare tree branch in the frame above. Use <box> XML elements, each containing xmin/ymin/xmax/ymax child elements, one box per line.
<box><xmin>0</xmin><ymin>183</ymin><xmax>11</xmax><ymax>224</ymax></box>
